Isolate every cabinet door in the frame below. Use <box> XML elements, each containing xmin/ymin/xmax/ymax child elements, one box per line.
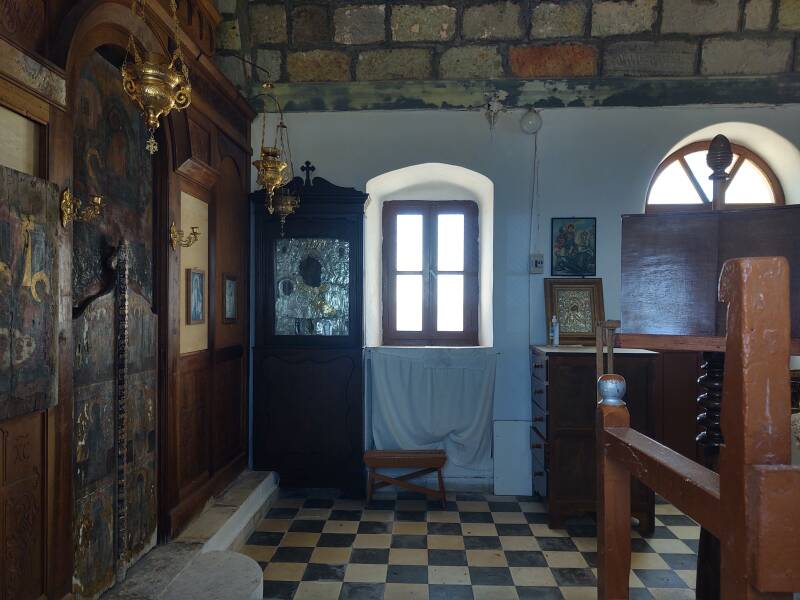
<box><xmin>548</xmin><ymin>355</ymin><xmax>652</xmax><ymax>433</ymax></box>
<box><xmin>549</xmin><ymin>434</ymin><xmax>595</xmax><ymax>502</ymax></box>
<box><xmin>548</xmin><ymin>357</ymin><xmax>596</xmax><ymax>430</ymax></box>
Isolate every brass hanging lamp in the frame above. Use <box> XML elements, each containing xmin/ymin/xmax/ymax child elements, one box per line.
<box><xmin>251</xmin><ymin>81</ymin><xmax>299</xmax><ymax>235</ymax></box>
<box><xmin>122</xmin><ymin>0</ymin><xmax>191</xmax><ymax>155</ymax></box>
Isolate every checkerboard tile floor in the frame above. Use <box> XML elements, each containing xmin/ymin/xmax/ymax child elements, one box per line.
<box><xmin>240</xmin><ymin>490</ymin><xmax>700</xmax><ymax>600</ymax></box>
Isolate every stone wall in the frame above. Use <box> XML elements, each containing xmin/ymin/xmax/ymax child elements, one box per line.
<box><xmin>214</xmin><ymin>0</ymin><xmax>800</xmax><ymax>92</ymax></box>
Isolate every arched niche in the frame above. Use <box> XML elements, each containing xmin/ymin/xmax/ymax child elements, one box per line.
<box><xmin>365</xmin><ymin>163</ymin><xmax>494</xmax><ymax>347</ymax></box>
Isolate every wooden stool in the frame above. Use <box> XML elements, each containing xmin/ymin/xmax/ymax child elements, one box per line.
<box><xmin>364</xmin><ymin>450</ymin><xmax>447</xmax><ymax>508</ymax></box>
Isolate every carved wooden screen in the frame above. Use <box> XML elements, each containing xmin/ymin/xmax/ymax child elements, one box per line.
<box><xmin>0</xmin><ymin>164</ymin><xmax>58</xmax><ymax>600</ymax></box>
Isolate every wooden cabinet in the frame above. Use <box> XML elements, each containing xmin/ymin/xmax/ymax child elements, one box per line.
<box><xmin>252</xmin><ymin>170</ymin><xmax>367</xmax><ymax>494</ymax></box>
<box><xmin>531</xmin><ymin>346</ymin><xmax>656</xmax><ymax>532</ymax></box>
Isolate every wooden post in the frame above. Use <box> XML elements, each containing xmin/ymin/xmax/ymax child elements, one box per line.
<box><xmin>708</xmin><ymin>134</ymin><xmax>732</xmax><ymax>210</ymax></box>
<box><xmin>717</xmin><ymin>257</ymin><xmax>792</xmax><ymax>600</ymax></box>
<box><xmin>597</xmin><ymin>373</ymin><xmax>631</xmax><ymax>600</ymax></box>
<box><xmin>695</xmin><ymin>134</ymin><xmax>733</xmax><ymax>599</ymax></box>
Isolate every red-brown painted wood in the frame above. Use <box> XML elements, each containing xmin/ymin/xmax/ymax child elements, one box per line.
<box><xmin>598</xmin><ymin>257</ymin><xmax>798</xmax><ymax>599</ymax></box>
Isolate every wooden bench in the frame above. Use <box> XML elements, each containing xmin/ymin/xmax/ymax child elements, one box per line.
<box><xmin>364</xmin><ymin>450</ymin><xmax>447</xmax><ymax>508</ymax></box>
<box><xmin>597</xmin><ymin>257</ymin><xmax>800</xmax><ymax>599</ymax></box>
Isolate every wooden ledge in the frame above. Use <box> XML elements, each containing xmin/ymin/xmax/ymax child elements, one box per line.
<box><xmin>603</xmin><ymin>427</ymin><xmax>721</xmax><ymax>537</ymax></box>
<box><xmin>365</xmin><ymin>450</ymin><xmax>447</xmax><ymax>469</ymax></box>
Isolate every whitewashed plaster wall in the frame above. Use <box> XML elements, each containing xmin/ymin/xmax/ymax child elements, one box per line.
<box><xmin>251</xmin><ymin>104</ymin><xmax>800</xmax><ymax>492</ymax></box>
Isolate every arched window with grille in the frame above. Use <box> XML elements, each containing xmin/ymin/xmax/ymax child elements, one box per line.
<box><xmin>646</xmin><ymin>140</ymin><xmax>785</xmax><ymax>212</ymax></box>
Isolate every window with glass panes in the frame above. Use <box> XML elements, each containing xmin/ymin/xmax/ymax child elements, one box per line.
<box><xmin>646</xmin><ymin>141</ymin><xmax>784</xmax><ymax>211</ymax></box>
<box><xmin>382</xmin><ymin>201</ymin><xmax>479</xmax><ymax>346</ymax></box>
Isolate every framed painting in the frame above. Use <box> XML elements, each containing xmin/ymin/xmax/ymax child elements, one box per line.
<box><xmin>223</xmin><ymin>273</ymin><xmax>237</xmax><ymax>323</ymax></box>
<box><xmin>186</xmin><ymin>268</ymin><xmax>205</xmax><ymax>325</ymax></box>
<box><xmin>551</xmin><ymin>217</ymin><xmax>596</xmax><ymax>277</ymax></box>
<box><xmin>544</xmin><ymin>278</ymin><xmax>604</xmax><ymax>345</ymax></box>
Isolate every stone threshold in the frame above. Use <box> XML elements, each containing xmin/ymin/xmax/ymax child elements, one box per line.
<box><xmin>102</xmin><ymin>470</ymin><xmax>279</xmax><ymax>600</ymax></box>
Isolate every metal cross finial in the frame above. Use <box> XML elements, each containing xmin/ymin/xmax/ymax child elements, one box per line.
<box><xmin>301</xmin><ymin>161</ymin><xmax>315</xmax><ymax>186</ymax></box>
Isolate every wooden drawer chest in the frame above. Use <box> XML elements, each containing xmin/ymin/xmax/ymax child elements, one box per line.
<box><xmin>531</xmin><ymin>346</ymin><xmax>656</xmax><ymax>533</ymax></box>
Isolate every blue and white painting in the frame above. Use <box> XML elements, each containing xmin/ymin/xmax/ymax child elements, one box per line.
<box><xmin>551</xmin><ymin>217</ymin><xmax>596</xmax><ymax>277</ymax></box>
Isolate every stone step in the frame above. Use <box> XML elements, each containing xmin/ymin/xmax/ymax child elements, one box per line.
<box><xmin>178</xmin><ymin>470</ymin><xmax>279</xmax><ymax>552</ymax></box>
<box><xmin>160</xmin><ymin>551</ymin><xmax>262</xmax><ymax>600</ymax></box>
<box><xmin>101</xmin><ymin>470</ymin><xmax>278</xmax><ymax>600</ymax></box>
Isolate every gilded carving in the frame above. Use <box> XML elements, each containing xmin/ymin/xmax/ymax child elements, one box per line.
<box><xmin>20</xmin><ymin>215</ymin><xmax>50</xmax><ymax>303</ymax></box>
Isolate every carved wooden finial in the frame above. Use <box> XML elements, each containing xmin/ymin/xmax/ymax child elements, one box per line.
<box><xmin>707</xmin><ymin>134</ymin><xmax>733</xmax><ymax>181</ymax></box>
<box><xmin>301</xmin><ymin>161</ymin><xmax>316</xmax><ymax>186</ymax></box>
<box><xmin>598</xmin><ymin>374</ymin><xmax>626</xmax><ymax>407</ymax></box>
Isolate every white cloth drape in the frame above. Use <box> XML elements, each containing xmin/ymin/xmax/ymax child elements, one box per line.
<box><xmin>364</xmin><ymin>347</ymin><xmax>496</xmax><ymax>470</ymax></box>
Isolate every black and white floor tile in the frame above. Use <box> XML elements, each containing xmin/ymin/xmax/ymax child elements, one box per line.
<box><xmin>240</xmin><ymin>490</ymin><xmax>700</xmax><ymax>600</ymax></box>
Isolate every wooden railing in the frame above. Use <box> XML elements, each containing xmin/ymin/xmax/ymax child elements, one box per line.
<box><xmin>597</xmin><ymin>256</ymin><xmax>800</xmax><ymax>600</ymax></box>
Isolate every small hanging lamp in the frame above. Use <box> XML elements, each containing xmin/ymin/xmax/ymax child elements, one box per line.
<box><xmin>121</xmin><ymin>0</ymin><xmax>192</xmax><ymax>154</ymax></box>
<box><xmin>251</xmin><ymin>80</ymin><xmax>299</xmax><ymax>235</ymax></box>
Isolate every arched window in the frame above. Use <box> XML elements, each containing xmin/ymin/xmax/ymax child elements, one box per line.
<box><xmin>365</xmin><ymin>163</ymin><xmax>494</xmax><ymax>347</ymax></box>
<box><xmin>646</xmin><ymin>141</ymin><xmax>785</xmax><ymax>211</ymax></box>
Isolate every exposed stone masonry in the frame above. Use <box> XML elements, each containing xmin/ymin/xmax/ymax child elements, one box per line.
<box><xmin>213</xmin><ymin>0</ymin><xmax>800</xmax><ymax>91</ymax></box>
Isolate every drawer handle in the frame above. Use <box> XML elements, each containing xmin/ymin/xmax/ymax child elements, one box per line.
<box><xmin>534</xmin><ymin>390</ymin><xmax>544</xmax><ymax>395</ymax></box>
<box><xmin>533</xmin><ymin>364</ymin><xmax>544</xmax><ymax>369</ymax></box>
<box><xmin>533</xmin><ymin>416</ymin><xmax>545</xmax><ymax>423</ymax></box>
<box><xmin>533</xmin><ymin>471</ymin><xmax>545</xmax><ymax>477</ymax></box>
<box><xmin>532</xmin><ymin>443</ymin><xmax>543</xmax><ymax>449</ymax></box>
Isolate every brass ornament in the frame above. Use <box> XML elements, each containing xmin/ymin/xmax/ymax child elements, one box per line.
<box><xmin>272</xmin><ymin>191</ymin><xmax>300</xmax><ymax>236</ymax></box>
<box><xmin>251</xmin><ymin>80</ymin><xmax>299</xmax><ymax>231</ymax></box>
<box><xmin>122</xmin><ymin>0</ymin><xmax>191</xmax><ymax>154</ymax></box>
<box><xmin>253</xmin><ymin>145</ymin><xmax>289</xmax><ymax>209</ymax></box>
<box><xmin>60</xmin><ymin>189</ymin><xmax>104</xmax><ymax>228</ymax></box>
<box><xmin>169</xmin><ymin>221</ymin><xmax>200</xmax><ymax>251</ymax></box>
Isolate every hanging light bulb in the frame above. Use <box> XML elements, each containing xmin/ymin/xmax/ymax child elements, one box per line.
<box><xmin>121</xmin><ymin>0</ymin><xmax>191</xmax><ymax>154</ymax></box>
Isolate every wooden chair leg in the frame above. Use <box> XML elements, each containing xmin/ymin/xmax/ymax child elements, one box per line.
<box><xmin>366</xmin><ymin>469</ymin><xmax>374</xmax><ymax>504</ymax></box>
<box><xmin>437</xmin><ymin>468</ymin><xmax>446</xmax><ymax>508</ymax></box>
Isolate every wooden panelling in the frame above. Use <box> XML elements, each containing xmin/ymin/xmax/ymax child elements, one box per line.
<box><xmin>0</xmin><ymin>1</ymin><xmax>47</xmax><ymax>55</ymax></box>
<box><xmin>165</xmin><ymin>138</ymin><xmax>250</xmax><ymax>537</ymax></box>
<box><xmin>253</xmin><ymin>347</ymin><xmax>364</xmax><ymax>491</ymax></box>
<box><xmin>621</xmin><ymin>212</ymin><xmax>719</xmax><ymax>338</ymax></box>
<box><xmin>0</xmin><ymin>410</ymin><xmax>46</xmax><ymax>600</ymax></box>
<box><xmin>621</xmin><ymin>206</ymin><xmax>800</xmax><ymax>341</ymax></box>
<box><xmin>177</xmin><ymin>351</ymin><xmax>211</xmax><ymax>496</ymax></box>
<box><xmin>214</xmin><ymin>157</ymin><xmax>247</xmax><ymax>349</ymax></box>
<box><xmin>212</xmin><ymin>348</ymin><xmax>246</xmax><ymax>471</ymax></box>
<box><xmin>656</xmin><ymin>352</ymin><xmax>703</xmax><ymax>463</ymax></box>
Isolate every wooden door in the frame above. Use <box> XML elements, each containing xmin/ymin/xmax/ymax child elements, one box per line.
<box><xmin>252</xmin><ymin>173</ymin><xmax>367</xmax><ymax>494</ymax></box>
<box><xmin>71</xmin><ymin>51</ymin><xmax>158</xmax><ymax>597</ymax></box>
<box><xmin>0</xmin><ymin>165</ymin><xmax>59</xmax><ymax>600</ymax></box>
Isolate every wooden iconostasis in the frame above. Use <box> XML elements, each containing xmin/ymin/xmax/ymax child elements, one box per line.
<box><xmin>0</xmin><ymin>1</ymin><xmax>254</xmax><ymax>598</ymax></box>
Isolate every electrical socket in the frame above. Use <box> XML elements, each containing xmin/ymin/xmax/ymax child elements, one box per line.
<box><xmin>530</xmin><ymin>253</ymin><xmax>544</xmax><ymax>274</ymax></box>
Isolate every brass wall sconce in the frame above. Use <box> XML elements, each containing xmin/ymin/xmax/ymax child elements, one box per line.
<box><xmin>169</xmin><ymin>221</ymin><xmax>200</xmax><ymax>251</ymax></box>
<box><xmin>60</xmin><ymin>189</ymin><xmax>104</xmax><ymax>228</ymax></box>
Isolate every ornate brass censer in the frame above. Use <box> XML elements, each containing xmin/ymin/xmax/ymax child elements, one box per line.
<box><xmin>122</xmin><ymin>0</ymin><xmax>191</xmax><ymax>154</ymax></box>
